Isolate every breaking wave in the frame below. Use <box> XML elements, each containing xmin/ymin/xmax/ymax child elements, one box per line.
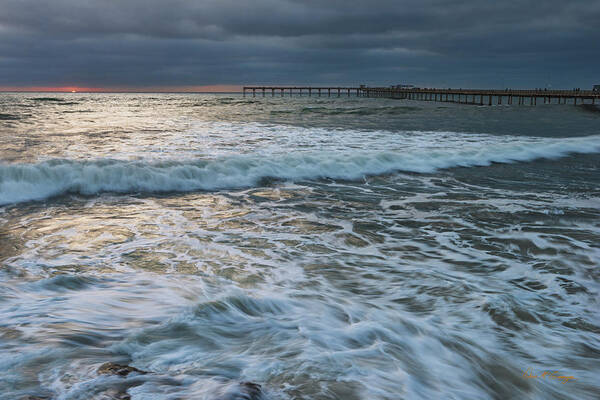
<box><xmin>1</xmin><ymin>134</ymin><xmax>599</xmax><ymax>205</ymax></box>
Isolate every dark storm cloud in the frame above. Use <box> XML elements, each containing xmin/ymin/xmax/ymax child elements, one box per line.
<box><xmin>0</xmin><ymin>0</ymin><xmax>598</xmax><ymax>88</ymax></box>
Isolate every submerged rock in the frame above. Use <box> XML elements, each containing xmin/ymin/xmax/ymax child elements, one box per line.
<box><xmin>95</xmin><ymin>362</ymin><xmax>148</xmax><ymax>399</ymax></box>
<box><xmin>215</xmin><ymin>381</ymin><xmax>263</xmax><ymax>400</ymax></box>
<box><xmin>96</xmin><ymin>363</ymin><xmax>263</xmax><ymax>399</ymax></box>
<box><xmin>98</xmin><ymin>389</ymin><xmax>132</xmax><ymax>400</ymax></box>
<box><xmin>97</xmin><ymin>362</ymin><xmax>147</xmax><ymax>377</ymax></box>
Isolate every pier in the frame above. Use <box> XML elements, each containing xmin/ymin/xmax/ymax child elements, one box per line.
<box><xmin>243</xmin><ymin>86</ymin><xmax>362</xmax><ymax>98</ymax></box>
<box><xmin>243</xmin><ymin>86</ymin><xmax>600</xmax><ymax>106</ymax></box>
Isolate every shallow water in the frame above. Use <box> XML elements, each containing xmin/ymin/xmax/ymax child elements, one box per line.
<box><xmin>1</xmin><ymin>93</ymin><xmax>599</xmax><ymax>399</ymax></box>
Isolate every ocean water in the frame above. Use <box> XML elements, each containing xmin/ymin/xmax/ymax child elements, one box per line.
<box><xmin>0</xmin><ymin>93</ymin><xmax>599</xmax><ymax>400</ymax></box>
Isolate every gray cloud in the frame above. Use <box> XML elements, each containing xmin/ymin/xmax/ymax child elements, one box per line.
<box><xmin>0</xmin><ymin>0</ymin><xmax>598</xmax><ymax>88</ymax></box>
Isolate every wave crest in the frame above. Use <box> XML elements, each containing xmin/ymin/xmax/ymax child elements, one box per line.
<box><xmin>1</xmin><ymin>134</ymin><xmax>599</xmax><ymax>205</ymax></box>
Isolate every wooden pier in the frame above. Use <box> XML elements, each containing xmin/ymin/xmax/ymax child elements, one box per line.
<box><xmin>243</xmin><ymin>86</ymin><xmax>600</xmax><ymax>106</ymax></box>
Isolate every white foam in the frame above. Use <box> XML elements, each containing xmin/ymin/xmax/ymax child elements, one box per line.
<box><xmin>1</xmin><ymin>134</ymin><xmax>599</xmax><ymax>205</ymax></box>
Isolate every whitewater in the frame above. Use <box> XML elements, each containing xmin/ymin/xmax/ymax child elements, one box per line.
<box><xmin>1</xmin><ymin>93</ymin><xmax>599</xmax><ymax>400</ymax></box>
<box><xmin>2</xmin><ymin>127</ymin><xmax>599</xmax><ymax>205</ymax></box>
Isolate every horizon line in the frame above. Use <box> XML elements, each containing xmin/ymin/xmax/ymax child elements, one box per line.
<box><xmin>0</xmin><ymin>84</ymin><xmax>245</xmax><ymax>93</ymax></box>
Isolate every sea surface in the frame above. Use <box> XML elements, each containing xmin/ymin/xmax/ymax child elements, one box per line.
<box><xmin>0</xmin><ymin>93</ymin><xmax>599</xmax><ymax>400</ymax></box>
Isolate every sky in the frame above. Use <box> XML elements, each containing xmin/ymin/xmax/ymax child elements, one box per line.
<box><xmin>0</xmin><ymin>0</ymin><xmax>598</xmax><ymax>91</ymax></box>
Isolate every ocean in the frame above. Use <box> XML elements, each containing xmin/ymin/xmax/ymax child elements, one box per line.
<box><xmin>0</xmin><ymin>93</ymin><xmax>599</xmax><ymax>399</ymax></box>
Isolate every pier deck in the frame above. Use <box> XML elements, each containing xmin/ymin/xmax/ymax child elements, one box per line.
<box><xmin>243</xmin><ymin>86</ymin><xmax>600</xmax><ymax>106</ymax></box>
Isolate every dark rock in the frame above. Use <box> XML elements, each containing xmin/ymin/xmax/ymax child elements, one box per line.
<box><xmin>93</xmin><ymin>388</ymin><xmax>132</xmax><ymax>400</ymax></box>
<box><xmin>215</xmin><ymin>381</ymin><xmax>263</xmax><ymax>400</ymax></box>
<box><xmin>97</xmin><ymin>362</ymin><xmax>147</xmax><ymax>377</ymax></box>
<box><xmin>95</xmin><ymin>363</ymin><xmax>263</xmax><ymax>399</ymax></box>
<box><xmin>102</xmin><ymin>389</ymin><xmax>132</xmax><ymax>400</ymax></box>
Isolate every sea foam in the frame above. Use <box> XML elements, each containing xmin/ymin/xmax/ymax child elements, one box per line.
<box><xmin>1</xmin><ymin>134</ymin><xmax>599</xmax><ymax>205</ymax></box>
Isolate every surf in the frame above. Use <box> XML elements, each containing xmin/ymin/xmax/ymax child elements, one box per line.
<box><xmin>1</xmin><ymin>134</ymin><xmax>599</xmax><ymax>205</ymax></box>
